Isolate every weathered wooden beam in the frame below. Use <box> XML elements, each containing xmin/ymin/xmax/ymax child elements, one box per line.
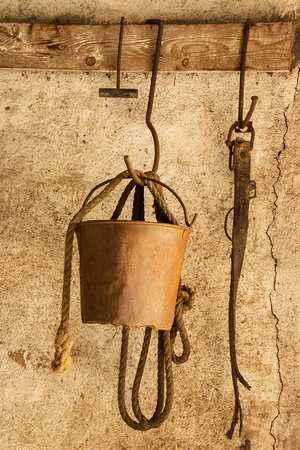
<box><xmin>0</xmin><ymin>22</ymin><xmax>294</xmax><ymax>73</ymax></box>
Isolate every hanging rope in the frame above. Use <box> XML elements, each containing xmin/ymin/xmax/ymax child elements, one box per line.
<box><xmin>118</xmin><ymin>284</ymin><xmax>195</xmax><ymax>431</ymax></box>
<box><xmin>51</xmin><ymin>169</ymin><xmax>195</xmax><ymax>431</ymax></box>
<box><xmin>112</xmin><ymin>174</ymin><xmax>194</xmax><ymax>430</ymax></box>
<box><xmin>51</xmin><ymin>170</ymin><xmax>129</xmax><ymax>373</ymax></box>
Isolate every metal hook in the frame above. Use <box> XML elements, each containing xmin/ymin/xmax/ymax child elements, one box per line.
<box><xmin>146</xmin><ymin>19</ymin><xmax>164</xmax><ymax>173</ymax></box>
<box><xmin>237</xmin><ymin>19</ymin><xmax>258</xmax><ymax>131</ymax></box>
<box><xmin>116</xmin><ymin>16</ymin><xmax>124</xmax><ymax>91</ymax></box>
<box><xmin>226</xmin><ymin>19</ymin><xmax>258</xmax><ymax>156</ymax></box>
<box><xmin>99</xmin><ymin>17</ymin><xmax>138</xmax><ymax>98</ymax></box>
<box><xmin>241</xmin><ymin>95</ymin><xmax>258</xmax><ymax>129</ymax></box>
<box><xmin>124</xmin><ymin>20</ymin><xmax>163</xmax><ymax>178</ymax></box>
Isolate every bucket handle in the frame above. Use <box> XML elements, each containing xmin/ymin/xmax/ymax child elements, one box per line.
<box><xmin>82</xmin><ymin>171</ymin><xmax>197</xmax><ymax>230</ymax></box>
<box><xmin>138</xmin><ymin>174</ymin><xmax>197</xmax><ymax>229</ymax></box>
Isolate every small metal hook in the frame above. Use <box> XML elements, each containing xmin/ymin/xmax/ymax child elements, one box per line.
<box><xmin>116</xmin><ymin>16</ymin><xmax>124</xmax><ymax>91</ymax></box>
<box><xmin>241</xmin><ymin>95</ymin><xmax>258</xmax><ymax>129</ymax></box>
<box><xmin>237</xmin><ymin>19</ymin><xmax>258</xmax><ymax>131</ymax></box>
<box><xmin>99</xmin><ymin>17</ymin><xmax>138</xmax><ymax>98</ymax></box>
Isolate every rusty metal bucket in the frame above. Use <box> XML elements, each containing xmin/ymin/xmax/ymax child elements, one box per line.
<box><xmin>76</xmin><ymin>220</ymin><xmax>191</xmax><ymax>330</ymax></box>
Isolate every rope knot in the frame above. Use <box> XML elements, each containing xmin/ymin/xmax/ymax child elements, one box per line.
<box><xmin>177</xmin><ymin>285</ymin><xmax>195</xmax><ymax>312</ymax></box>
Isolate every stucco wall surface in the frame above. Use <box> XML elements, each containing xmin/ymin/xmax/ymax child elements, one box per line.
<box><xmin>0</xmin><ymin>1</ymin><xmax>299</xmax><ymax>450</ymax></box>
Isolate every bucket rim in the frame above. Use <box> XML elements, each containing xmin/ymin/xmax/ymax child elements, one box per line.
<box><xmin>76</xmin><ymin>219</ymin><xmax>190</xmax><ymax>232</ymax></box>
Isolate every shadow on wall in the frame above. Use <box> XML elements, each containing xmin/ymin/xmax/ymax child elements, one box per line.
<box><xmin>0</xmin><ymin>6</ymin><xmax>297</xmax><ymax>27</ymax></box>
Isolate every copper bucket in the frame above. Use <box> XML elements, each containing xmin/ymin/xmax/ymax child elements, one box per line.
<box><xmin>76</xmin><ymin>220</ymin><xmax>191</xmax><ymax>330</ymax></box>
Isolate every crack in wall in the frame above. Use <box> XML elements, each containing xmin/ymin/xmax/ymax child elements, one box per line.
<box><xmin>265</xmin><ymin>138</ymin><xmax>284</xmax><ymax>450</ymax></box>
<box><xmin>293</xmin><ymin>69</ymin><xmax>300</xmax><ymax>102</ymax></box>
<box><xmin>265</xmin><ymin>68</ymin><xmax>299</xmax><ymax>449</ymax></box>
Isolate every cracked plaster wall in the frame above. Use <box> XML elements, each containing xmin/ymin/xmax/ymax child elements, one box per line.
<box><xmin>0</xmin><ymin>1</ymin><xmax>299</xmax><ymax>450</ymax></box>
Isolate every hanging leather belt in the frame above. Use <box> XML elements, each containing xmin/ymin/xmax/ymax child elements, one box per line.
<box><xmin>225</xmin><ymin>132</ymin><xmax>256</xmax><ymax>438</ymax></box>
<box><xmin>224</xmin><ymin>19</ymin><xmax>258</xmax><ymax>438</ymax></box>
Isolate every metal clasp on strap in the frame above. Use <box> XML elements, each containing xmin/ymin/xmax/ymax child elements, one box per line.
<box><xmin>226</xmin><ymin>122</ymin><xmax>255</xmax><ymax>171</ymax></box>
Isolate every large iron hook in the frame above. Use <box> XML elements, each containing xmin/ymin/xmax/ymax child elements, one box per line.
<box><xmin>125</xmin><ymin>20</ymin><xmax>163</xmax><ymax>184</ymax></box>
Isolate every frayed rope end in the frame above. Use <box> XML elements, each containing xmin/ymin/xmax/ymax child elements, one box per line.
<box><xmin>51</xmin><ymin>323</ymin><xmax>73</xmax><ymax>374</ymax></box>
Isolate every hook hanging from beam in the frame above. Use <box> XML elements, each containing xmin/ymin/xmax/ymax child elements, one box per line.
<box><xmin>99</xmin><ymin>17</ymin><xmax>138</xmax><ymax>98</ymax></box>
<box><xmin>146</xmin><ymin>19</ymin><xmax>163</xmax><ymax>173</ymax></box>
<box><xmin>226</xmin><ymin>19</ymin><xmax>259</xmax><ymax>151</ymax></box>
<box><xmin>237</xmin><ymin>19</ymin><xmax>258</xmax><ymax>131</ymax></box>
<box><xmin>124</xmin><ymin>19</ymin><xmax>164</xmax><ymax>182</ymax></box>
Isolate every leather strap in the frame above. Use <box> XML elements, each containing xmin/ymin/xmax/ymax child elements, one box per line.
<box><xmin>226</xmin><ymin>138</ymin><xmax>255</xmax><ymax>438</ymax></box>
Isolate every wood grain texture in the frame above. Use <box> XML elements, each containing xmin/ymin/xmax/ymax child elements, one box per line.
<box><xmin>0</xmin><ymin>22</ymin><xmax>294</xmax><ymax>72</ymax></box>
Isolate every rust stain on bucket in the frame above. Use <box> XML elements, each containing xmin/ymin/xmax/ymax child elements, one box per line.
<box><xmin>76</xmin><ymin>220</ymin><xmax>191</xmax><ymax>330</ymax></box>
